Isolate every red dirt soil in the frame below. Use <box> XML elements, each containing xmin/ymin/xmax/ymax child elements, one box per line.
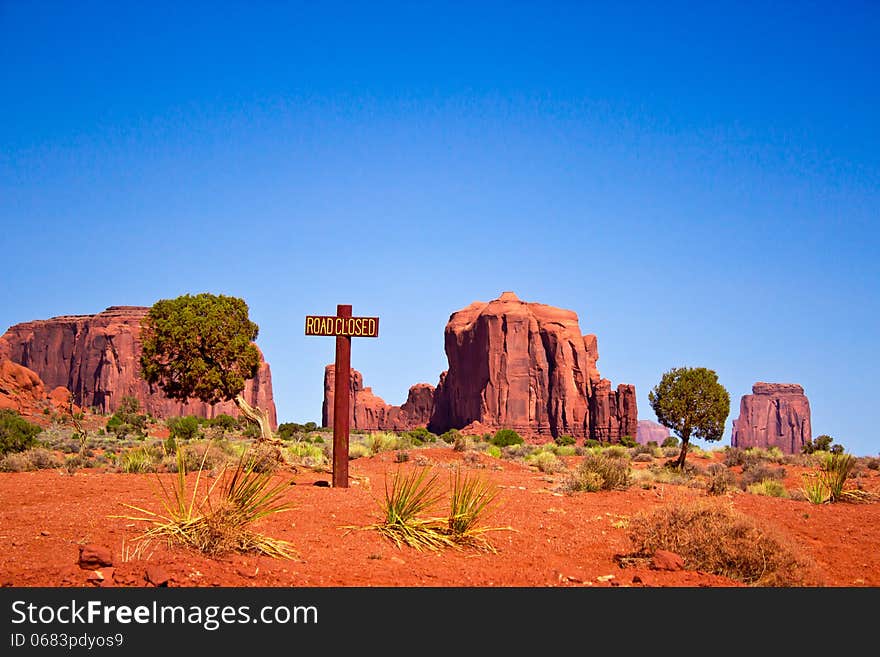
<box><xmin>1</xmin><ymin>448</ymin><xmax>879</xmax><ymax>588</ymax></box>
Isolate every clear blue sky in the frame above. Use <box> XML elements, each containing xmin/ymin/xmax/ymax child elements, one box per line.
<box><xmin>2</xmin><ymin>2</ymin><xmax>878</xmax><ymax>455</ymax></box>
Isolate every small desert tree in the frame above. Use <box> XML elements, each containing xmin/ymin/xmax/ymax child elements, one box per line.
<box><xmin>648</xmin><ymin>366</ymin><xmax>730</xmax><ymax>470</ymax></box>
<box><xmin>139</xmin><ymin>293</ymin><xmax>273</xmax><ymax>441</ymax></box>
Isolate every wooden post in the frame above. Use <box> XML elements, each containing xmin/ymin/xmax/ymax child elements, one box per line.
<box><xmin>305</xmin><ymin>305</ymin><xmax>378</xmax><ymax>489</ymax></box>
<box><xmin>332</xmin><ymin>304</ymin><xmax>352</xmax><ymax>488</ymax></box>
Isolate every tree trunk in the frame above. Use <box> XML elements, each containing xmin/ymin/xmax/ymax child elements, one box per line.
<box><xmin>234</xmin><ymin>394</ymin><xmax>274</xmax><ymax>443</ymax></box>
<box><xmin>675</xmin><ymin>437</ymin><xmax>690</xmax><ymax>469</ymax></box>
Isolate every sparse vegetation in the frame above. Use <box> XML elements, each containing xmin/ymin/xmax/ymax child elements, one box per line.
<box><xmin>705</xmin><ymin>463</ymin><xmax>736</xmax><ymax>496</ymax></box>
<box><xmin>491</xmin><ymin>429</ymin><xmax>523</xmax><ymax>448</ymax></box>
<box><xmin>555</xmin><ymin>434</ymin><xmax>575</xmax><ymax>447</ymax></box>
<box><xmin>525</xmin><ymin>450</ymin><xmax>565</xmax><ymax>474</ymax></box>
<box><xmin>563</xmin><ymin>453</ymin><xmax>630</xmax><ymax>493</ymax></box>
<box><xmin>121</xmin><ymin>446</ymin><xmax>295</xmax><ymax>558</ymax></box>
<box><xmin>166</xmin><ymin>415</ymin><xmax>202</xmax><ymax>442</ymax></box>
<box><xmin>0</xmin><ymin>447</ymin><xmax>62</xmax><ymax>472</ymax></box>
<box><xmin>0</xmin><ymin>410</ymin><xmax>42</xmax><ymax>455</ymax></box>
<box><xmin>105</xmin><ymin>396</ymin><xmax>148</xmax><ymax>439</ymax></box>
<box><xmin>627</xmin><ymin>501</ymin><xmax>809</xmax><ymax>586</ymax></box>
<box><xmin>747</xmin><ymin>479</ymin><xmax>789</xmax><ymax>498</ymax></box>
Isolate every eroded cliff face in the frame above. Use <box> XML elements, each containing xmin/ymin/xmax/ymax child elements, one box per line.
<box><xmin>322</xmin><ymin>365</ymin><xmax>434</xmax><ymax>432</ymax></box>
<box><xmin>428</xmin><ymin>292</ymin><xmax>636</xmax><ymax>440</ymax></box>
<box><xmin>731</xmin><ymin>382</ymin><xmax>811</xmax><ymax>454</ymax></box>
<box><xmin>322</xmin><ymin>292</ymin><xmax>637</xmax><ymax>443</ymax></box>
<box><xmin>1</xmin><ymin>306</ymin><xmax>276</xmax><ymax>427</ymax></box>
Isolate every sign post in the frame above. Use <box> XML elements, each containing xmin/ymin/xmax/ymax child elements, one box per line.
<box><xmin>305</xmin><ymin>305</ymin><xmax>379</xmax><ymax>488</ymax></box>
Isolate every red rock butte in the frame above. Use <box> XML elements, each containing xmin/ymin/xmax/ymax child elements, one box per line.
<box><xmin>0</xmin><ymin>306</ymin><xmax>276</xmax><ymax>427</ymax></box>
<box><xmin>324</xmin><ymin>291</ymin><xmax>637</xmax><ymax>443</ymax></box>
<box><xmin>731</xmin><ymin>382</ymin><xmax>811</xmax><ymax>454</ymax></box>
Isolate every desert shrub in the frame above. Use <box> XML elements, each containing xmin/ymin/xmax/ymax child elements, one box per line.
<box><xmin>244</xmin><ymin>444</ymin><xmax>283</xmax><ymax>473</ymax></box>
<box><xmin>526</xmin><ymin>451</ymin><xmax>565</xmax><ymax>474</ymax></box>
<box><xmin>747</xmin><ymin>479</ymin><xmax>789</xmax><ymax>498</ymax></box>
<box><xmin>629</xmin><ymin>443</ymin><xmax>654</xmax><ymax>457</ymax></box>
<box><xmin>440</xmin><ymin>429</ymin><xmax>462</xmax><ymax>444</ymax></box>
<box><xmin>802</xmin><ymin>435</ymin><xmax>833</xmax><ymax>454</ymax></box>
<box><xmin>647</xmin><ymin>462</ymin><xmax>703</xmax><ymax>487</ymax></box>
<box><xmin>705</xmin><ymin>463</ymin><xmax>737</xmax><ymax>496</ymax></box>
<box><xmin>362</xmin><ymin>432</ymin><xmax>396</xmax><ymax>455</ymax></box>
<box><xmin>349</xmin><ymin>442</ymin><xmax>370</xmax><ymax>460</ymax></box>
<box><xmin>206</xmin><ymin>414</ymin><xmax>240</xmax><ymax>435</ymax></box>
<box><xmin>176</xmin><ymin>442</ymin><xmax>235</xmax><ymax>473</ymax></box>
<box><xmin>603</xmin><ymin>445</ymin><xmax>628</xmax><ymax>459</ymax></box>
<box><xmin>865</xmin><ymin>457</ymin><xmax>880</xmax><ymax>471</ymax></box>
<box><xmin>0</xmin><ymin>410</ymin><xmax>42</xmax><ymax>455</ymax></box>
<box><xmin>166</xmin><ymin>416</ymin><xmax>202</xmax><ymax>442</ymax></box>
<box><xmin>661</xmin><ymin>436</ymin><xmax>679</xmax><ymax>448</ymax></box>
<box><xmin>106</xmin><ymin>397</ymin><xmax>148</xmax><ymax>438</ymax></box>
<box><xmin>501</xmin><ymin>443</ymin><xmax>534</xmax><ymax>459</ymax></box>
<box><xmin>551</xmin><ymin>445</ymin><xmax>576</xmax><ymax>457</ymax></box>
<box><xmin>555</xmin><ymin>434</ymin><xmax>576</xmax><ymax>447</ymax></box>
<box><xmin>395</xmin><ymin>450</ymin><xmax>410</xmax><ymax>463</ymax></box>
<box><xmin>0</xmin><ymin>447</ymin><xmax>62</xmax><ymax>472</ymax></box>
<box><xmin>627</xmin><ymin>501</ymin><xmax>808</xmax><ymax>586</ymax></box>
<box><xmin>740</xmin><ymin>463</ymin><xmax>786</xmax><ymax>489</ymax></box>
<box><xmin>405</xmin><ymin>427</ymin><xmax>437</xmax><ymax>444</ymax></box>
<box><xmin>119</xmin><ymin>446</ymin><xmax>157</xmax><ymax>473</ymax></box>
<box><xmin>276</xmin><ymin>422</ymin><xmax>306</xmax><ymax>440</ymax></box>
<box><xmin>662</xmin><ymin>446</ymin><xmax>679</xmax><ymax>458</ymax></box>
<box><xmin>584</xmin><ymin>439</ymin><xmax>601</xmax><ymax>448</ymax></box>
<box><xmin>491</xmin><ymin>429</ymin><xmax>523</xmax><ymax>448</ymax></box>
<box><xmin>484</xmin><ymin>445</ymin><xmax>502</xmax><ymax>459</ymax></box>
<box><xmin>285</xmin><ymin>442</ymin><xmax>327</xmax><ymax>469</ymax></box>
<box><xmin>619</xmin><ymin>435</ymin><xmax>637</xmax><ymax>448</ymax></box>
<box><xmin>633</xmin><ymin>453</ymin><xmax>654</xmax><ymax>463</ymax></box>
<box><xmin>563</xmin><ymin>453</ymin><xmax>630</xmax><ymax>493</ymax></box>
<box><xmin>453</xmin><ymin>434</ymin><xmax>471</xmax><ymax>452</ymax></box>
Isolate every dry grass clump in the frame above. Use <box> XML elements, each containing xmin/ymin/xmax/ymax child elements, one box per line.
<box><xmin>562</xmin><ymin>453</ymin><xmax>630</xmax><ymax>493</ymax></box>
<box><xmin>0</xmin><ymin>447</ymin><xmax>63</xmax><ymax>472</ymax></box>
<box><xmin>122</xmin><ymin>446</ymin><xmax>295</xmax><ymax>559</ymax></box>
<box><xmin>628</xmin><ymin>500</ymin><xmax>810</xmax><ymax>586</ymax></box>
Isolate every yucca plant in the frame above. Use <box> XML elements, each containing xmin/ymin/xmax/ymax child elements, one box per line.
<box><xmin>821</xmin><ymin>453</ymin><xmax>855</xmax><ymax>502</ymax></box>
<box><xmin>120</xmin><ymin>445</ymin><xmax>296</xmax><ymax>558</ymax></box>
<box><xmin>447</xmin><ymin>468</ymin><xmax>504</xmax><ymax>552</ymax></box>
<box><xmin>370</xmin><ymin>467</ymin><xmax>452</xmax><ymax>551</ymax></box>
<box><xmin>801</xmin><ymin>473</ymin><xmax>829</xmax><ymax>504</ymax></box>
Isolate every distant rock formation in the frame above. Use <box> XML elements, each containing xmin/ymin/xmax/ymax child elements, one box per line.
<box><xmin>322</xmin><ymin>365</ymin><xmax>435</xmax><ymax>431</ymax></box>
<box><xmin>0</xmin><ymin>358</ymin><xmax>74</xmax><ymax>418</ymax></box>
<box><xmin>637</xmin><ymin>419</ymin><xmax>669</xmax><ymax>445</ymax></box>
<box><xmin>731</xmin><ymin>382</ymin><xmax>811</xmax><ymax>454</ymax></box>
<box><xmin>0</xmin><ymin>306</ymin><xmax>277</xmax><ymax>427</ymax></box>
<box><xmin>322</xmin><ymin>291</ymin><xmax>637</xmax><ymax>443</ymax></box>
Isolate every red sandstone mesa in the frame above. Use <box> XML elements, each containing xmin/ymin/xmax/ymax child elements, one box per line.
<box><xmin>323</xmin><ymin>292</ymin><xmax>637</xmax><ymax>443</ymax></box>
<box><xmin>731</xmin><ymin>382</ymin><xmax>811</xmax><ymax>454</ymax></box>
<box><xmin>0</xmin><ymin>306</ymin><xmax>276</xmax><ymax>427</ymax></box>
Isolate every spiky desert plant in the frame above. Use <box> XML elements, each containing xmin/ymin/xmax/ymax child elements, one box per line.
<box><xmin>371</xmin><ymin>467</ymin><xmax>452</xmax><ymax>550</ymax></box>
<box><xmin>447</xmin><ymin>468</ymin><xmax>504</xmax><ymax>551</ymax></box>
<box><xmin>821</xmin><ymin>452</ymin><xmax>855</xmax><ymax>502</ymax></box>
<box><xmin>801</xmin><ymin>473</ymin><xmax>829</xmax><ymax>505</ymax></box>
<box><xmin>121</xmin><ymin>445</ymin><xmax>295</xmax><ymax>558</ymax></box>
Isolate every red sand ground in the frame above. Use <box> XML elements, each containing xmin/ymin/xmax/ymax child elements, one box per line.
<box><xmin>1</xmin><ymin>448</ymin><xmax>879</xmax><ymax>588</ymax></box>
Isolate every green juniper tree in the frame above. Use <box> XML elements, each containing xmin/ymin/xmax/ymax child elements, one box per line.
<box><xmin>648</xmin><ymin>366</ymin><xmax>730</xmax><ymax>469</ymax></box>
<box><xmin>139</xmin><ymin>293</ymin><xmax>274</xmax><ymax>442</ymax></box>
